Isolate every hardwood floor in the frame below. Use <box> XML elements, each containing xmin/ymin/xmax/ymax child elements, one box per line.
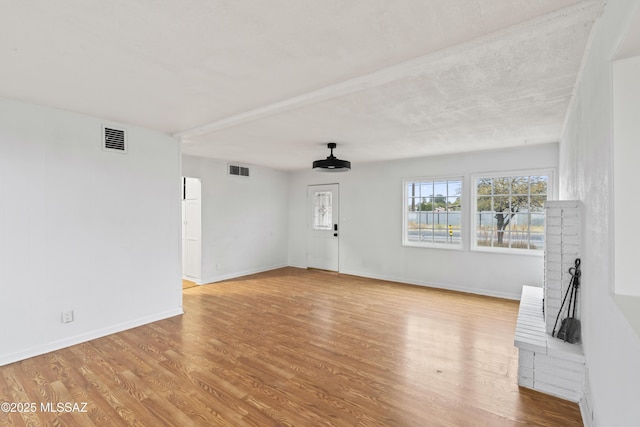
<box><xmin>0</xmin><ymin>267</ymin><xmax>582</xmax><ymax>426</ymax></box>
<box><xmin>182</xmin><ymin>279</ymin><xmax>197</xmax><ymax>290</ymax></box>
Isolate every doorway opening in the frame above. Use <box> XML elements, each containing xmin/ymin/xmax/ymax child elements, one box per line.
<box><xmin>182</xmin><ymin>176</ymin><xmax>201</xmax><ymax>286</ymax></box>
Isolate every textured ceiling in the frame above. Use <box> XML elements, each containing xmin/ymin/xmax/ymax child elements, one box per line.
<box><xmin>0</xmin><ymin>1</ymin><xmax>602</xmax><ymax>170</ymax></box>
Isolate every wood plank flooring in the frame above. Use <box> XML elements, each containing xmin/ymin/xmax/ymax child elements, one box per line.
<box><xmin>0</xmin><ymin>267</ymin><xmax>582</xmax><ymax>426</ymax></box>
<box><xmin>182</xmin><ymin>279</ymin><xmax>197</xmax><ymax>290</ymax></box>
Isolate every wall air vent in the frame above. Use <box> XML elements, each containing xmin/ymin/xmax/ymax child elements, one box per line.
<box><xmin>229</xmin><ymin>164</ymin><xmax>249</xmax><ymax>177</ymax></box>
<box><xmin>102</xmin><ymin>125</ymin><xmax>127</xmax><ymax>153</ymax></box>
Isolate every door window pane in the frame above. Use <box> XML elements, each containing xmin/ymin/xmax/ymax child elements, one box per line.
<box><xmin>313</xmin><ymin>191</ymin><xmax>332</xmax><ymax>230</ymax></box>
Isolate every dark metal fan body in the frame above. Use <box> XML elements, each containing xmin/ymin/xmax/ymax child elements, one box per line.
<box><xmin>312</xmin><ymin>143</ymin><xmax>351</xmax><ymax>172</ymax></box>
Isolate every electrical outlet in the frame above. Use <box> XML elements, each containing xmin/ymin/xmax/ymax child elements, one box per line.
<box><xmin>62</xmin><ymin>310</ymin><xmax>74</xmax><ymax>323</ymax></box>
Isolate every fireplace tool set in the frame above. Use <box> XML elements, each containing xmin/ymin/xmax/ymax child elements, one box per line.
<box><xmin>552</xmin><ymin>258</ymin><xmax>582</xmax><ymax>344</ymax></box>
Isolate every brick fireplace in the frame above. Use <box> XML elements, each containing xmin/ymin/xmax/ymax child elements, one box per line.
<box><xmin>514</xmin><ymin>200</ymin><xmax>585</xmax><ymax>402</ymax></box>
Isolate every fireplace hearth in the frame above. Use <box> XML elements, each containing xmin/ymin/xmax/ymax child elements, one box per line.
<box><xmin>514</xmin><ymin>200</ymin><xmax>585</xmax><ymax>402</ymax></box>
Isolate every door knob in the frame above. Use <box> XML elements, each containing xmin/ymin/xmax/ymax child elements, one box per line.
<box><xmin>334</xmin><ymin>233</ymin><xmax>338</xmax><ymax>237</ymax></box>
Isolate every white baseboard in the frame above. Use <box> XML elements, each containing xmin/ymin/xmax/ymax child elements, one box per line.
<box><xmin>201</xmin><ymin>263</ymin><xmax>289</xmax><ymax>285</ymax></box>
<box><xmin>580</xmin><ymin>375</ymin><xmax>594</xmax><ymax>427</ymax></box>
<box><xmin>285</xmin><ymin>264</ymin><xmax>521</xmax><ymax>300</ymax></box>
<box><xmin>0</xmin><ymin>308</ymin><xmax>184</xmax><ymax>367</ymax></box>
<box><xmin>339</xmin><ymin>268</ymin><xmax>521</xmax><ymax>300</ymax></box>
<box><xmin>288</xmin><ymin>262</ymin><xmax>308</xmax><ymax>269</ymax></box>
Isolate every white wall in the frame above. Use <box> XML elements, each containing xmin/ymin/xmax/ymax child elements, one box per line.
<box><xmin>613</xmin><ymin>55</ymin><xmax>640</xmax><ymax>297</ymax></box>
<box><xmin>558</xmin><ymin>0</ymin><xmax>640</xmax><ymax>425</ymax></box>
<box><xmin>0</xmin><ymin>97</ymin><xmax>182</xmax><ymax>366</ymax></box>
<box><xmin>289</xmin><ymin>143</ymin><xmax>558</xmax><ymax>299</ymax></box>
<box><xmin>182</xmin><ymin>155</ymin><xmax>289</xmax><ymax>283</ymax></box>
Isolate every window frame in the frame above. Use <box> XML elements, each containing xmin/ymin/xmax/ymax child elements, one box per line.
<box><xmin>402</xmin><ymin>175</ymin><xmax>464</xmax><ymax>250</ymax></box>
<box><xmin>470</xmin><ymin>168</ymin><xmax>556</xmax><ymax>255</ymax></box>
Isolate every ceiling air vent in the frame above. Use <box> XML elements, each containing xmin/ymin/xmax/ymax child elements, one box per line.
<box><xmin>228</xmin><ymin>164</ymin><xmax>249</xmax><ymax>177</ymax></box>
<box><xmin>102</xmin><ymin>125</ymin><xmax>127</xmax><ymax>153</ymax></box>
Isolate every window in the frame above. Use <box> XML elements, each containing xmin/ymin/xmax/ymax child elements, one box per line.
<box><xmin>313</xmin><ymin>191</ymin><xmax>333</xmax><ymax>230</ymax></box>
<box><xmin>403</xmin><ymin>177</ymin><xmax>462</xmax><ymax>248</ymax></box>
<box><xmin>472</xmin><ymin>170</ymin><xmax>553</xmax><ymax>253</ymax></box>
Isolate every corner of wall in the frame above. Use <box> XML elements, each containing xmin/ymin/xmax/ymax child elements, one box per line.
<box><xmin>580</xmin><ymin>370</ymin><xmax>594</xmax><ymax>427</ymax></box>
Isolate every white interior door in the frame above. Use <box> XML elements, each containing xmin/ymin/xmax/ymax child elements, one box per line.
<box><xmin>307</xmin><ymin>184</ymin><xmax>339</xmax><ymax>271</ymax></box>
<box><xmin>182</xmin><ymin>177</ymin><xmax>201</xmax><ymax>281</ymax></box>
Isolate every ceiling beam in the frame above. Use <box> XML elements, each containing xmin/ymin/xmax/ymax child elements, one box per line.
<box><xmin>174</xmin><ymin>0</ymin><xmax>602</xmax><ymax>141</ymax></box>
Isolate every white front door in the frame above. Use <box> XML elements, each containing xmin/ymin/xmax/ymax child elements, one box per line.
<box><xmin>182</xmin><ymin>177</ymin><xmax>201</xmax><ymax>281</ymax></box>
<box><xmin>307</xmin><ymin>184</ymin><xmax>339</xmax><ymax>271</ymax></box>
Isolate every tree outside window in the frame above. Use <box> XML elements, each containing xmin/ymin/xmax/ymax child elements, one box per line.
<box><xmin>475</xmin><ymin>173</ymin><xmax>549</xmax><ymax>251</ymax></box>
